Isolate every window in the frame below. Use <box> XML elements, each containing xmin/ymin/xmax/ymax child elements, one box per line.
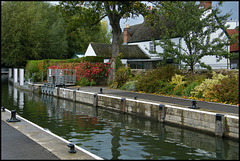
<box><xmin>149</xmin><ymin>41</ymin><xmax>156</xmax><ymax>52</ymax></box>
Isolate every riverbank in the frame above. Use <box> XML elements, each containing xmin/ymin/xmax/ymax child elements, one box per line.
<box><xmin>10</xmin><ymin>79</ymin><xmax>239</xmax><ymax>140</ymax></box>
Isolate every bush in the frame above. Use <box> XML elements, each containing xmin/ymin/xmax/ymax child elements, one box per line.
<box><xmin>191</xmin><ymin>71</ymin><xmax>228</xmax><ymax>98</ymax></box>
<box><xmin>182</xmin><ymin>81</ymin><xmax>199</xmax><ymax>97</ymax></box>
<box><xmin>136</xmin><ymin>64</ymin><xmax>179</xmax><ymax>93</ymax></box>
<box><xmin>48</xmin><ymin>61</ymin><xmax>110</xmax><ymax>85</ymax></box>
<box><xmin>111</xmin><ymin>66</ymin><xmax>131</xmax><ymax>89</ymax></box>
<box><xmin>120</xmin><ymin>80</ymin><xmax>137</xmax><ymax>91</ymax></box>
<box><xmin>76</xmin><ymin>77</ymin><xmax>90</xmax><ymax>86</ymax></box>
<box><xmin>159</xmin><ymin>81</ymin><xmax>175</xmax><ymax>95</ymax></box>
<box><xmin>206</xmin><ymin>72</ymin><xmax>239</xmax><ymax>104</ymax></box>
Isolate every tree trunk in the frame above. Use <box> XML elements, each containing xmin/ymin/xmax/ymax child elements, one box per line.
<box><xmin>108</xmin><ymin>14</ymin><xmax>122</xmax><ymax>83</ymax></box>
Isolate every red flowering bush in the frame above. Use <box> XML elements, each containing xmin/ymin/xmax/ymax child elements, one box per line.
<box><xmin>48</xmin><ymin>61</ymin><xmax>111</xmax><ymax>85</ymax></box>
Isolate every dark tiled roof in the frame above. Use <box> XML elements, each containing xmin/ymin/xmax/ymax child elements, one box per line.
<box><xmin>121</xmin><ymin>17</ymin><xmax>177</xmax><ymax>43</ymax></box>
<box><xmin>90</xmin><ymin>42</ymin><xmax>150</xmax><ymax>59</ymax></box>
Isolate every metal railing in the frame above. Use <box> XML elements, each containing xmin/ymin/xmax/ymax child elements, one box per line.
<box><xmin>47</xmin><ymin>69</ymin><xmax>76</xmax><ymax>86</ymax></box>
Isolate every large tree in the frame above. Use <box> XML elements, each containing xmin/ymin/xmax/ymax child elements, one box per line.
<box><xmin>1</xmin><ymin>1</ymin><xmax>69</xmax><ymax>68</ymax></box>
<box><xmin>146</xmin><ymin>1</ymin><xmax>232</xmax><ymax>75</ymax></box>
<box><xmin>57</xmin><ymin>1</ymin><xmax>147</xmax><ymax>82</ymax></box>
<box><xmin>56</xmin><ymin>2</ymin><xmax>112</xmax><ymax>58</ymax></box>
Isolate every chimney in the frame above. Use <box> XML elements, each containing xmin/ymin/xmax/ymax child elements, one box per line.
<box><xmin>200</xmin><ymin>1</ymin><xmax>212</xmax><ymax>9</ymax></box>
<box><xmin>123</xmin><ymin>24</ymin><xmax>131</xmax><ymax>44</ymax></box>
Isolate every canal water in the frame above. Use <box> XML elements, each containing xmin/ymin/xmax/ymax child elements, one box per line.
<box><xmin>1</xmin><ymin>75</ymin><xmax>239</xmax><ymax>160</ymax></box>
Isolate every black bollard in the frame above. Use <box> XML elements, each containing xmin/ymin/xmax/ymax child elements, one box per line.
<box><xmin>67</xmin><ymin>143</ymin><xmax>76</xmax><ymax>153</ymax></box>
<box><xmin>134</xmin><ymin>96</ymin><xmax>137</xmax><ymax>100</ymax></box>
<box><xmin>1</xmin><ymin>106</ymin><xmax>6</xmax><ymax>112</ymax></box>
<box><xmin>159</xmin><ymin>104</ymin><xmax>165</xmax><ymax>110</ymax></box>
<box><xmin>6</xmin><ymin>110</ymin><xmax>21</xmax><ymax>122</ymax></box>
<box><xmin>99</xmin><ymin>88</ymin><xmax>103</xmax><ymax>94</ymax></box>
<box><xmin>189</xmin><ymin>100</ymin><xmax>200</xmax><ymax>109</ymax></box>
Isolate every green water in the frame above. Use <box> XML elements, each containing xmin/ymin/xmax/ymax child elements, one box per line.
<box><xmin>1</xmin><ymin>75</ymin><xmax>239</xmax><ymax>160</ymax></box>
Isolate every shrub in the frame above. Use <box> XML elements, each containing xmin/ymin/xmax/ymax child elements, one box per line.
<box><xmin>136</xmin><ymin>64</ymin><xmax>179</xmax><ymax>93</ymax></box>
<box><xmin>48</xmin><ymin>61</ymin><xmax>110</xmax><ymax>85</ymax></box>
<box><xmin>206</xmin><ymin>72</ymin><xmax>239</xmax><ymax>104</ymax></box>
<box><xmin>112</xmin><ymin>66</ymin><xmax>131</xmax><ymax>89</ymax></box>
<box><xmin>182</xmin><ymin>81</ymin><xmax>199</xmax><ymax>97</ymax></box>
<box><xmin>159</xmin><ymin>81</ymin><xmax>175</xmax><ymax>95</ymax></box>
<box><xmin>170</xmin><ymin>74</ymin><xmax>187</xmax><ymax>87</ymax></box>
<box><xmin>120</xmin><ymin>80</ymin><xmax>137</xmax><ymax>91</ymax></box>
<box><xmin>76</xmin><ymin>76</ymin><xmax>90</xmax><ymax>86</ymax></box>
<box><xmin>191</xmin><ymin>71</ymin><xmax>228</xmax><ymax>98</ymax></box>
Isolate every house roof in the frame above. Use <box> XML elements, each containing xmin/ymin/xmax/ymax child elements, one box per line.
<box><xmin>121</xmin><ymin>16</ymin><xmax>178</xmax><ymax>43</ymax></box>
<box><xmin>226</xmin><ymin>29</ymin><xmax>239</xmax><ymax>52</ymax></box>
<box><xmin>90</xmin><ymin>42</ymin><xmax>150</xmax><ymax>59</ymax></box>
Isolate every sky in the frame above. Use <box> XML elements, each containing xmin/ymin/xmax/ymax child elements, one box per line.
<box><xmin>50</xmin><ymin>1</ymin><xmax>239</xmax><ymax>32</ymax></box>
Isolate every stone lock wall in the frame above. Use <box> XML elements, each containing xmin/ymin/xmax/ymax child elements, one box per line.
<box><xmin>23</xmin><ymin>84</ymin><xmax>240</xmax><ymax>140</ymax></box>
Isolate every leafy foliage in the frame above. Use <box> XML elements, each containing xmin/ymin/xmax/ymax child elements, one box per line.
<box><xmin>191</xmin><ymin>71</ymin><xmax>228</xmax><ymax>98</ymax></box>
<box><xmin>56</xmin><ymin>2</ymin><xmax>112</xmax><ymax>57</ymax></box>
<box><xmin>111</xmin><ymin>66</ymin><xmax>132</xmax><ymax>89</ymax></box>
<box><xmin>1</xmin><ymin>1</ymin><xmax>68</xmax><ymax>67</ymax></box>
<box><xmin>136</xmin><ymin>64</ymin><xmax>179</xmax><ymax>93</ymax></box>
<box><xmin>146</xmin><ymin>1</ymin><xmax>232</xmax><ymax>74</ymax></box>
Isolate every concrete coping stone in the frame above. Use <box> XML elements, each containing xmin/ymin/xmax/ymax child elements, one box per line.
<box><xmin>2</xmin><ymin>109</ymin><xmax>103</xmax><ymax>160</ymax></box>
<box><xmin>68</xmin><ymin>89</ymin><xmax>238</xmax><ymax>120</ymax></box>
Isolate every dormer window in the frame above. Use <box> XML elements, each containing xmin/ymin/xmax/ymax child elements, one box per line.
<box><xmin>149</xmin><ymin>41</ymin><xmax>156</xmax><ymax>52</ymax></box>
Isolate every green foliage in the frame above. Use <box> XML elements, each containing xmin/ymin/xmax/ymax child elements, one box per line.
<box><xmin>76</xmin><ymin>77</ymin><xmax>90</xmax><ymax>86</ymax></box>
<box><xmin>182</xmin><ymin>81</ymin><xmax>199</xmax><ymax>97</ymax></box>
<box><xmin>1</xmin><ymin>1</ymin><xmax>68</xmax><ymax>68</ymax></box>
<box><xmin>204</xmin><ymin>72</ymin><xmax>239</xmax><ymax>104</ymax></box>
<box><xmin>136</xmin><ymin>65</ymin><xmax>178</xmax><ymax>93</ymax></box>
<box><xmin>111</xmin><ymin>66</ymin><xmax>132</xmax><ymax>89</ymax></box>
<box><xmin>25</xmin><ymin>56</ymin><xmax>104</xmax><ymax>82</ymax></box>
<box><xmin>76</xmin><ymin>77</ymin><xmax>96</xmax><ymax>87</ymax></box>
<box><xmin>56</xmin><ymin>2</ymin><xmax>112</xmax><ymax>58</ymax></box>
<box><xmin>170</xmin><ymin>74</ymin><xmax>187</xmax><ymax>87</ymax></box>
<box><xmin>191</xmin><ymin>71</ymin><xmax>228</xmax><ymax>98</ymax></box>
<box><xmin>136</xmin><ymin>65</ymin><xmax>177</xmax><ymax>93</ymax></box>
<box><xmin>120</xmin><ymin>81</ymin><xmax>137</xmax><ymax>91</ymax></box>
<box><xmin>147</xmin><ymin>1</ymin><xmax>231</xmax><ymax>74</ymax></box>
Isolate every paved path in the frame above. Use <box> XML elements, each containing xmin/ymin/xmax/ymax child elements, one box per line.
<box><xmin>68</xmin><ymin>86</ymin><xmax>239</xmax><ymax>116</ymax></box>
<box><xmin>1</xmin><ymin>120</ymin><xmax>59</xmax><ymax>160</ymax></box>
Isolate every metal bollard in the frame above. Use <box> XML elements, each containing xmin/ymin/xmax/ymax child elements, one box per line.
<box><xmin>6</xmin><ymin>110</ymin><xmax>21</xmax><ymax>122</ymax></box>
<box><xmin>99</xmin><ymin>88</ymin><xmax>103</xmax><ymax>94</ymax></box>
<box><xmin>189</xmin><ymin>100</ymin><xmax>200</xmax><ymax>109</ymax></box>
<box><xmin>134</xmin><ymin>96</ymin><xmax>137</xmax><ymax>100</ymax></box>
<box><xmin>67</xmin><ymin>143</ymin><xmax>76</xmax><ymax>153</ymax></box>
<box><xmin>93</xmin><ymin>94</ymin><xmax>98</xmax><ymax>107</ymax></box>
<box><xmin>158</xmin><ymin>104</ymin><xmax>165</xmax><ymax>122</ymax></box>
<box><xmin>1</xmin><ymin>106</ymin><xmax>6</xmax><ymax>112</ymax></box>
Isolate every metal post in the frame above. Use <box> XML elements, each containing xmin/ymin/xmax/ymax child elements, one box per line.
<box><xmin>158</xmin><ymin>104</ymin><xmax>165</xmax><ymax>122</ymax></box>
<box><xmin>93</xmin><ymin>94</ymin><xmax>98</xmax><ymax>107</ymax></box>
<box><xmin>215</xmin><ymin>114</ymin><xmax>225</xmax><ymax>137</ymax></box>
<box><xmin>67</xmin><ymin>143</ymin><xmax>76</xmax><ymax>153</ymax></box>
<box><xmin>6</xmin><ymin>110</ymin><xmax>21</xmax><ymax>122</ymax></box>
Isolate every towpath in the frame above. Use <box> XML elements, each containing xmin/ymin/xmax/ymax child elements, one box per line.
<box><xmin>68</xmin><ymin>86</ymin><xmax>239</xmax><ymax>116</ymax></box>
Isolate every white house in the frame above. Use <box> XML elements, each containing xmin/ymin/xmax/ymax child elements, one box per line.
<box><xmin>84</xmin><ymin>42</ymin><xmax>163</xmax><ymax>69</ymax></box>
<box><xmin>122</xmin><ymin>1</ymin><xmax>239</xmax><ymax>70</ymax></box>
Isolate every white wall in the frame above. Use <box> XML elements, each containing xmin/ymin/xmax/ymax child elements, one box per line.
<box><xmin>85</xmin><ymin>43</ymin><xmax>96</xmax><ymax>57</ymax></box>
<box><xmin>128</xmin><ymin>37</ymin><xmax>181</xmax><ymax>59</ymax></box>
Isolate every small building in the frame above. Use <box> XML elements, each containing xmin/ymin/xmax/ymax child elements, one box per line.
<box><xmin>85</xmin><ymin>42</ymin><xmax>161</xmax><ymax>69</ymax></box>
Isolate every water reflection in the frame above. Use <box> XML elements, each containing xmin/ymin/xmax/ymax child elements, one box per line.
<box><xmin>1</xmin><ymin>75</ymin><xmax>239</xmax><ymax>160</ymax></box>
